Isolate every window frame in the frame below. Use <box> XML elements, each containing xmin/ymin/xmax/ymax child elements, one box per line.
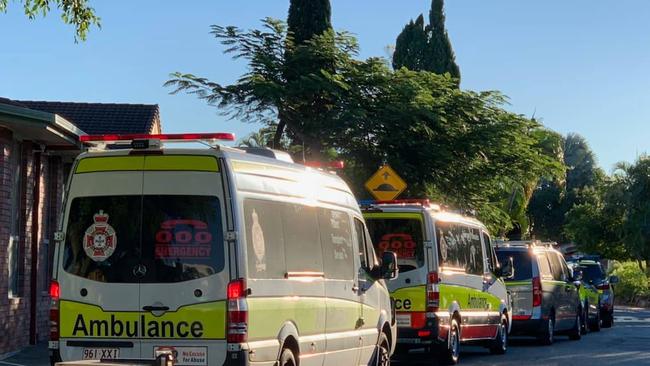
<box><xmin>8</xmin><ymin>140</ymin><xmax>24</xmax><ymax>298</ymax></box>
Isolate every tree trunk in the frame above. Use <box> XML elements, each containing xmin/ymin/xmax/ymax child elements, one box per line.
<box><xmin>272</xmin><ymin>119</ymin><xmax>287</xmax><ymax>149</ymax></box>
<box><xmin>646</xmin><ymin>260</ymin><xmax>650</xmax><ymax>275</ymax></box>
<box><xmin>638</xmin><ymin>259</ymin><xmax>645</xmax><ymax>272</ymax></box>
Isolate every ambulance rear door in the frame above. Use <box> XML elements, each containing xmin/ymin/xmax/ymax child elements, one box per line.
<box><xmin>58</xmin><ymin>155</ymin><xmax>145</xmax><ymax>362</ymax></box>
<box><xmin>138</xmin><ymin>154</ymin><xmax>230</xmax><ymax>366</ymax></box>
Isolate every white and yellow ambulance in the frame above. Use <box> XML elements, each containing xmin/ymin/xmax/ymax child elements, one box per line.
<box><xmin>49</xmin><ymin>133</ymin><xmax>397</xmax><ymax>366</ymax></box>
<box><xmin>362</xmin><ymin>200</ymin><xmax>512</xmax><ymax>365</ymax></box>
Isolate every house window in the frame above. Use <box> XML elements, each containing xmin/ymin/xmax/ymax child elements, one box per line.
<box><xmin>8</xmin><ymin>140</ymin><xmax>24</xmax><ymax>298</ymax></box>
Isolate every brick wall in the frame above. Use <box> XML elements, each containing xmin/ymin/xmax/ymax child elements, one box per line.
<box><xmin>0</xmin><ymin>127</ymin><xmax>65</xmax><ymax>355</ymax></box>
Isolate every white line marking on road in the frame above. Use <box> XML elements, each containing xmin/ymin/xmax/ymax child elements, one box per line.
<box><xmin>615</xmin><ymin>316</ymin><xmax>650</xmax><ymax>323</ymax></box>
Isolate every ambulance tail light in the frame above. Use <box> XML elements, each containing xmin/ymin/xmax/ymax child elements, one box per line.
<box><xmin>532</xmin><ymin>276</ymin><xmax>543</xmax><ymax>308</ymax></box>
<box><xmin>227</xmin><ymin>278</ymin><xmax>248</xmax><ymax>343</ymax></box>
<box><xmin>597</xmin><ymin>283</ymin><xmax>610</xmax><ymax>291</ymax></box>
<box><xmin>49</xmin><ymin>280</ymin><xmax>60</xmax><ymax>341</ymax></box>
<box><xmin>426</xmin><ymin>271</ymin><xmax>440</xmax><ymax>315</ymax></box>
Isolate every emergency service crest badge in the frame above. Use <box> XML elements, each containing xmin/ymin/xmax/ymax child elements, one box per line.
<box><xmin>83</xmin><ymin>210</ymin><xmax>117</xmax><ymax>262</ymax></box>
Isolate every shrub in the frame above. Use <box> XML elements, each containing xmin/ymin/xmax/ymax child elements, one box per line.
<box><xmin>610</xmin><ymin>261</ymin><xmax>650</xmax><ymax>302</ymax></box>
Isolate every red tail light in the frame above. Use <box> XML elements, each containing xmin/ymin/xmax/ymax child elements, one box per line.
<box><xmin>597</xmin><ymin>283</ymin><xmax>610</xmax><ymax>290</ymax></box>
<box><xmin>426</xmin><ymin>272</ymin><xmax>440</xmax><ymax>313</ymax></box>
<box><xmin>227</xmin><ymin>279</ymin><xmax>248</xmax><ymax>343</ymax></box>
<box><xmin>49</xmin><ymin>280</ymin><xmax>60</xmax><ymax>341</ymax></box>
<box><xmin>532</xmin><ymin>276</ymin><xmax>542</xmax><ymax>307</ymax></box>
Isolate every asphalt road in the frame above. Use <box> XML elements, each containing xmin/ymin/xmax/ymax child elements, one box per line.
<box><xmin>2</xmin><ymin>307</ymin><xmax>650</xmax><ymax>366</ymax></box>
<box><xmin>396</xmin><ymin>306</ymin><xmax>650</xmax><ymax>366</ymax></box>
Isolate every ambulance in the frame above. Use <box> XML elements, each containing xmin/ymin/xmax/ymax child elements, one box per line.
<box><xmin>361</xmin><ymin>200</ymin><xmax>512</xmax><ymax>365</ymax></box>
<box><xmin>49</xmin><ymin>133</ymin><xmax>398</xmax><ymax>366</ymax></box>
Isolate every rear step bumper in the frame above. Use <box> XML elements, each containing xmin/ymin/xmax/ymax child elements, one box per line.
<box><xmin>510</xmin><ymin>318</ymin><xmax>547</xmax><ymax>336</ymax></box>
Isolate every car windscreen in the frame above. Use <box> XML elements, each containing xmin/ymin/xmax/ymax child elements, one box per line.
<box><xmin>579</xmin><ymin>264</ymin><xmax>605</xmax><ymax>283</ymax></box>
<box><xmin>365</xmin><ymin>215</ymin><xmax>425</xmax><ymax>273</ymax></box>
<box><xmin>63</xmin><ymin>195</ymin><xmax>224</xmax><ymax>283</ymax></box>
<box><xmin>496</xmin><ymin>250</ymin><xmax>533</xmax><ymax>281</ymax></box>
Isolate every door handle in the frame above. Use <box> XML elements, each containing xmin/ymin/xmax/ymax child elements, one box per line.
<box><xmin>352</xmin><ymin>284</ymin><xmax>359</xmax><ymax>292</ymax></box>
<box><xmin>143</xmin><ymin>305</ymin><xmax>170</xmax><ymax>312</ymax></box>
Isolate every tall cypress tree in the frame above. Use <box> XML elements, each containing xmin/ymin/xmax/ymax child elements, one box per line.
<box><xmin>275</xmin><ymin>0</ymin><xmax>334</xmax><ymax>155</ymax></box>
<box><xmin>426</xmin><ymin>0</ymin><xmax>460</xmax><ymax>80</ymax></box>
<box><xmin>392</xmin><ymin>0</ymin><xmax>460</xmax><ymax>82</ymax></box>
<box><xmin>392</xmin><ymin>15</ymin><xmax>427</xmax><ymax>71</ymax></box>
<box><xmin>287</xmin><ymin>0</ymin><xmax>332</xmax><ymax>44</ymax></box>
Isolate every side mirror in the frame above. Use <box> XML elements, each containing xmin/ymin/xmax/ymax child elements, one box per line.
<box><xmin>497</xmin><ymin>257</ymin><xmax>514</xmax><ymax>279</ymax></box>
<box><xmin>572</xmin><ymin>269</ymin><xmax>583</xmax><ymax>282</ymax></box>
<box><xmin>379</xmin><ymin>251</ymin><xmax>399</xmax><ymax>280</ymax></box>
<box><xmin>609</xmin><ymin>275</ymin><xmax>620</xmax><ymax>284</ymax></box>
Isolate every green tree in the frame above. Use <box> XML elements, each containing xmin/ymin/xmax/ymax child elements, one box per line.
<box><xmin>0</xmin><ymin>0</ymin><xmax>100</xmax><ymax>41</ymax></box>
<box><xmin>392</xmin><ymin>0</ymin><xmax>460</xmax><ymax>81</ymax></box>
<box><xmin>166</xmin><ymin>18</ymin><xmax>562</xmax><ymax>233</ymax></box>
<box><xmin>615</xmin><ymin>158</ymin><xmax>650</xmax><ymax>270</ymax></box>
<box><xmin>392</xmin><ymin>15</ymin><xmax>427</xmax><ymax>71</ymax></box>
<box><xmin>275</xmin><ymin>0</ymin><xmax>334</xmax><ymax>157</ymax></box>
<box><xmin>425</xmin><ymin>0</ymin><xmax>460</xmax><ymax>79</ymax></box>
<box><xmin>528</xmin><ymin>133</ymin><xmax>603</xmax><ymax>241</ymax></box>
<box><xmin>287</xmin><ymin>0</ymin><xmax>331</xmax><ymax>44</ymax></box>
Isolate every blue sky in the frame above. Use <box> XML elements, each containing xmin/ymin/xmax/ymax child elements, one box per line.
<box><xmin>1</xmin><ymin>1</ymin><xmax>649</xmax><ymax>170</ymax></box>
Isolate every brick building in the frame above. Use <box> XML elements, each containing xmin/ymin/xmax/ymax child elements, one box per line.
<box><xmin>0</xmin><ymin>98</ymin><xmax>162</xmax><ymax>356</ymax></box>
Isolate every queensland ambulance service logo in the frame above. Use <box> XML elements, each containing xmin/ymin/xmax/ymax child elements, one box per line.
<box><xmin>84</xmin><ymin>210</ymin><xmax>117</xmax><ymax>262</ymax></box>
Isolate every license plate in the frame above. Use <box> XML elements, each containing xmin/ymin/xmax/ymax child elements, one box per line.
<box><xmin>82</xmin><ymin>348</ymin><xmax>119</xmax><ymax>360</ymax></box>
<box><xmin>396</xmin><ymin>314</ymin><xmax>411</xmax><ymax>327</ymax></box>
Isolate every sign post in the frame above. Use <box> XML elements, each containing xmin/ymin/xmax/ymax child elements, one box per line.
<box><xmin>364</xmin><ymin>165</ymin><xmax>407</xmax><ymax>201</ymax></box>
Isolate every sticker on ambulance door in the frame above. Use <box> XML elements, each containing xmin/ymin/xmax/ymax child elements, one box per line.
<box><xmin>251</xmin><ymin>209</ymin><xmax>266</xmax><ymax>272</ymax></box>
<box><xmin>154</xmin><ymin>346</ymin><xmax>207</xmax><ymax>366</ymax></box>
<box><xmin>83</xmin><ymin>210</ymin><xmax>117</xmax><ymax>262</ymax></box>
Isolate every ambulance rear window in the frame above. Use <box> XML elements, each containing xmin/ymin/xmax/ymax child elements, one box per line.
<box><xmin>365</xmin><ymin>216</ymin><xmax>425</xmax><ymax>273</ymax></box>
<box><xmin>63</xmin><ymin>195</ymin><xmax>224</xmax><ymax>283</ymax></box>
<box><xmin>496</xmin><ymin>250</ymin><xmax>533</xmax><ymax>281</ymax></box>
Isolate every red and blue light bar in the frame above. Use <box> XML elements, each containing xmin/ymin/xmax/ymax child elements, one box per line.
<box><xmin>79</xmin><ymin>132</ymin><xmax>235</xmax><ymax>143</ymax></box>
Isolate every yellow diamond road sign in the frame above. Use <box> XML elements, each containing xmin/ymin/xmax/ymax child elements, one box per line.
<box><xmin>365</xmin><ymin>165</ymin><xmax>407</xmax><ymax>201</ymax></box>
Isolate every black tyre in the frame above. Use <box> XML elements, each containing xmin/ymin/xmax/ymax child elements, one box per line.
<box><xmin>538</xmin><ymin>315</ymin><xmax>555</xmax><ymax>346</ymax></box>
<box><xmin>489</xmin><ymin>316</ymin><xmax>508</xmax><ymax>355</ymax></box>
<box><xmin>279</xmin><ymin>347</ymin><xmax>297</xmax><ymax>366</ymax></box>
<box><xmin>590</xmin><ymin>305</ymin><xmax>602</xmax><ymax>332</ymax></box>
<box><xmin>581</xmin><ymin>304</ymin><xmax>590</xmax><ymax>335</ymax></box>
<box><xmin>601</xmin><ymin>311</ymin><xmax>614</xmax><ymax>328</ymax></box>
<box><xmin>568</xmin><ymin>311</ymin><xmax>582</xmax><ymax>340</ymax></box>
<box><xmin>373</xmin><ymin>332</ymin><xmax>391</xmax><ymax>366</ymax></box>
<box><xmin>440</xmin><ymin>319</ymin><xmax>461</xmax><ymax>365</ymax></box>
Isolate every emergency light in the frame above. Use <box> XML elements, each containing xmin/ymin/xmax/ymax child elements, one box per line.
<box><xmin>79</xmin><ymin>132</ymin><xmax>235</xmax><ymax>143</ymax></box>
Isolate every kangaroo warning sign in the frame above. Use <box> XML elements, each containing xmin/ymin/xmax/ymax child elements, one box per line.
<box><xmin>365</xmin><ymin>165</ymin><xmax>407</xmax><ymax>201</ymax></box>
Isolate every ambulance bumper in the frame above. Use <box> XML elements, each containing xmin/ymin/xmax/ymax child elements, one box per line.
<box><xmin>222</xmin><ymin>350</ymin><xmax>249</xmax><ymax>366</ymax></box>
<box><xmin>396</xmin><ymin>316</ymin><xmax>445</xmax><ymax>347</ymax></box>
<box><xmin>510</xmin><ymin>318</ymin><xmax>547</xmax><ymax>335</ymax></box>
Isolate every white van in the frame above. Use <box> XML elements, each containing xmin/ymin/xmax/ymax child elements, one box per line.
<box><xmin>49</xmin><ymin>133</ymin><xmax>397</xmax><ymax>366</ymax></box>
<box><xmin>362</xmin><ymin>200</ymin><xmax>512</xmax><ymax>365</ymax></box>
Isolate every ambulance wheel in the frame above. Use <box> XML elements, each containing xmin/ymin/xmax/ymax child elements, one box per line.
<box><xmin>568</xmin><ymin>312</ymin><xmax>582</xmax><ymax>340</ymax></box>
<box><xmin>440</xmin><ymin>319</ymin><xmax>460</xmax><ymax>365</ymax></box>
<box><xmin>590</xmin><ymin>306</ymin><xmax>602</xmax><ymax>332</ymax></box>
<box><xmin>538</xmin><ymin>315</ymin><xmax>554</xmax><ymax>345</ymax></box>
<box><xmin>489</xmin><ymin>316</ymin><xmax>508</xmax><ymax>355</ymax></box>
<box><xmin>581</xmin><ymin>304</ymin><xmax>590</xmax><ymax>335</ymax></box>
<box><xmin>373</xmin><ymin>332</ymin><xmax>391</xmax><ymax>366</ymax></box>
<box><xmin>279</xmin><ymin>347</ymin><xmax>297</xmax><ymax>366</ymax></box>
